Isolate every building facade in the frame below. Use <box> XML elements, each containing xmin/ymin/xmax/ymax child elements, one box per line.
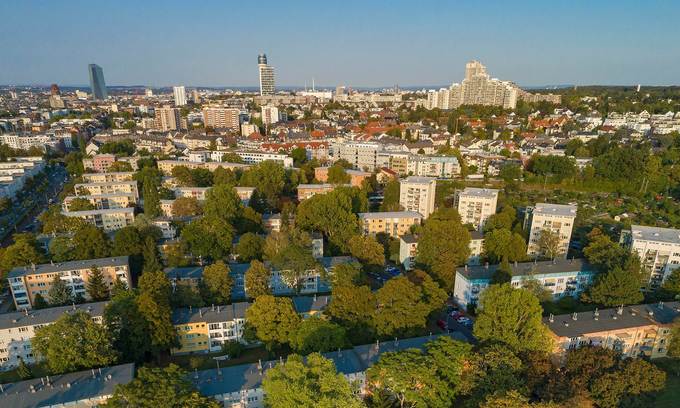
<box><xmin>455</xmin><ymin>188</ymin><xmax>499</xmax><ymax>231</ymax></box>
<box><xmin>62</xmin><ymin>207</ymin><xmax>136</xmax><ymax>232</ymax></box>
<box><xmin>258</xmin><ymin>54</ymin><xmax>275</xmax><ymax>96</ymax></box>
<box><xmin>620</xmin><ymin>225</ymin><xmax>680</xmax><ymax>289</ymax></box>
<box><xmin>358</xmin><ymin>211</ymin><xmax>423</xmax><ymax>237</ymax></box>
<box><xmin>399</xmin><ymin>176</ymin><xmax>436</xmax><ymax>218</ymax></box>
<box><xmin>525</xmin><ymin>203</ymin><xmax>577</xmax><ymax>259</ymax></box>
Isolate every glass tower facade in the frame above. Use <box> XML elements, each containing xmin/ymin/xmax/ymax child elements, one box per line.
<box><xmin>88</xmin><ymin>63</ymin><xmax>108</xmax><ymax>100</ymax></box>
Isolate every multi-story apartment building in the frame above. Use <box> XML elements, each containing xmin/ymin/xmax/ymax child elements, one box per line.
<box><xmin>0</xmin><ymin>158</ymin><xmax>45</xmax><ymax>199</ymax></box>
<box><xmin>468</xmin><ymin>230</ymin><xmax>484</xmax><ymax>266</ymax></box>
<box><xmin>407</xmin><ymin>155</ymin><xmax>461</xmax><ymax>178</ymax></box>
<box><xmin>459</xmin><ymin>60</ymin><xmax>518</xmax><ymax>109</ymax></box>
<box><xmin>620</xmin><ymin>225</ymin><xmax>680</xmax><ymax>289</ymax></box>
<box><xmin>82</xmin><ymin>154</ymin><xmax>117</xmax><ymax>173</ymax></box>
<box><xmin>172</xmin><ymin>303</ymin><xmax>248</xmax><ymax>355</ymax></box>
<box><xmin>399</xmin><ymin>234</ymin><xmax>419</xmax><ymax>270</ymax></box>
<box><xmin>525</xmin><ymin>203</ymin><xmax>577</xmax><ymax>259</ymax></box>
<box><xmin>157</xmin><ymin>160</ymin><xmax>250</xmax><ymax>175</ymax></box>
<box><xmin>358</xmin><ymin>211</ymin><xmax>423</xmax><ymax>237</ymax></box>
<box><xmin>155</xmin><ymin>106</ymin><xmax>182</xmax><ymax>131</ymax></box>
<box><xmin>0</xmin><ymin>302</ymin><xmax>107</xmax><ymax>369</ymax></box>
<box><xmin>7</xmin><ymin>256</ymin><xmax>130</xmax><ymax>310</ymax></box>
<box><xmin>174</xmin><ymin>187</ymin><xmax>210</xmax><ymax>201</ymax></box>
<box><xmin>234</xmin><ymin>151</ymin><xmax>293</xmax><ymax>168</ymax></box>
<box><xmin>297</xmin><ymin>184</ymin><xmax>339</xmax><ymax>201</ymax></box>
<box><xmin>62</xmin><ymin>193</ymin><xmax>136</xmax><ymax>211</ymax></box>
<box><xmin>203</xmin><ymin>106</ymin><xmax>241</xmax><ymax>130</ymax></box>
<box><xmin>173</xmin><ymin>86</ymin><xmax>187</xmax><ymax>106</ymax></box>
<box><xmin>75</xmin><ymin>180</ymin><xmax>139</xmax><ymax>199</ymax></box>
<box><xmin>399</xmin><ymin>176</ymin><xmax>436</xmax><ymax>218</ymax></box>
<box><xmin>454</xmin><ymin>188</ymin><xmax>499</xmax><ymax>231</ymax></box>
<box><xmin>544</xmin><ymin>302</ymin><xmax>680</xmax><ymax>360</ymax></box>
<box><xmin>453</xmin><ymin>258</ymin><xmax>597</xmax><ymax>308</ymax></box>
<box><xmin>192</xmin><ymin>334</ymin><xmax>460</xmax><ymax>408</ymax></box>
<box><xmin>62</xmin><ymin>207</ymin><xmax>135</xmax><ymax>232</ymax></box>
<box><xmin>314</xmin><ymin>167</ymin><xmax>371</xmax><ymax>187</ymax></box>
<box><xmin>333</xmin><ymin>142</ymin><xmax>382</xmax><ymax>171</ymax></box>
<box><xmin>81</xmin><ymin>171</ymin><xmax>134</xmax><ymax>183</ymax></box>
<box><xmin>261</xmin><ymin>105</ymin><xmax>280</xmax><ymax>126</ymax></box>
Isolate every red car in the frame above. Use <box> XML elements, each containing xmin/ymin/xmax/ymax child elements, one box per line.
<box><xmin>436</xmin><ymin>319</ymin><xmax>447</xmax><ymax>330</ymax></box>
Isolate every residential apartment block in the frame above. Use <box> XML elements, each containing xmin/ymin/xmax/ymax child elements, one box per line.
<box><xmin>314</xmin><ymin>167</ymin><xmax>372</xmax><ymax>187</ymax></box>
<box><xmin>75</xmin><ymin>180</ymin><xmax>139</xmax><ymax>200</ymax></box>
<box><xmin>333</xmin><ymin>141</ymin><xmax>382</xmax><ymax>171</ymax></box>
<box><xmin>297</xmin><ymin>183</ymin><xmax>340</xmax><ymax>201</ymax></box>
<box><xmin>172</xmin><ymin>303</ymin><xmax>248</xmax><ymax>355</ymax></box>
<box><xmin>455</xmin><ymin>187</ymin><xmax>499</xmax><ymax>230</ymax></box>
<box><xmin>234</xmin><ymin>151</ymin><xmax>293</xmax><ymax>168</ymax></box>
<box><xmin>399</xmin><ymin>176</ymin><xmax>436</xmax><ymax>218</ymax></box>
<box><xmin>0</xmin><ymin>302</ymin><xmax>107</xmax><ymax>369</ymax></box>
<box><xmin>468</xmin><ymin>230</ymin><xmax>485</xmax><ymax>266</ymax></box>
<box><xmin>525</xmin><ymin>203</ymin><xmax>577</xmax><ymax>259</ymax></box>
<box><xmin>62</xmin><ymin>193</ymin><xmax>136</xmax><ymax>211</ymax></box>
<box><xmin>203</xmin><ymin>106</ymin><xmax>241</xmax><ymax>130</ymax></box>
<box><xmin>157</xmin><ymin>160</ymin><xmax>250</xmax><ymax>175</ymax></box>
<box><xmin>453</xmin><ymin>258</ymin><xmax>597</xmax><ymax>308</ymax></box>
<box><xmin>407</xmin><ymin>155</ymin><xmax>461</xmax><ymax>178</ymax></box>
<box><xmin>399</xmin><ymin>234</ymin><xmax>418</xmax><ymax>270</ymax></box>
<box><xmin>620</xmin><ymin>225</ymin><xmax>680</xmax><ymax>289</ymax></box>
<box><xmin>82</xmin><ymin>154</ymin><xmax>117</xmax><ymax>173</ymax></box>
<box><xmin>358</xmin><ymin>211</ymin><xmax>423</xmax><ymax>237</ymax></box>
<box><xmin>0</xmin><ymin>157</ymin><xmax>45</xmax><ymax>199</ymax></box>
<box><xmin>81</xmin><ymin>171</ymin><xmax>134</xmax><ymax>183</ymax></box>
<box><xmin>544</xmin><ymin>302</ymin><xmax>680</xmax><ymax>360</ymax></box>
<box><xmin>62</xmin><ymin>207</ymin><xmax>135</xmax><ymax>232</ymax></box>
<box><xmin>7</xmin><ymin>256</ymin><xmax>130</xmax><ymax>310</ymax></box>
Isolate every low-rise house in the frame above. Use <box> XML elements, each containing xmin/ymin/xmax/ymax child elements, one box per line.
<box><xmin>453</xmin><ymin>258</ymin><xmax>597</xmax><ymax>308</ymax></box>
<box><xmin>544</xmin><ymin>302</ymin><xmax>680</xmax><ymax>360</ymax></box>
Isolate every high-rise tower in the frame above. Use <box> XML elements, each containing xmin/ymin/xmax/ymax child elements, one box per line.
<box><xmin>258</xmin><ymin>53</ymin><xmax>275</xmax><ymax>96</ymax></box>
<box><xmin>88</xmin><ymin>64</ymin><xmax>108</xmax><ymax>100</ymax></box>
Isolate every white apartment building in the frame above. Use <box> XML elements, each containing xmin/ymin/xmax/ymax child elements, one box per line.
<box><xmin>62</xmin><ymin>207</ymin><xmax>135</xmax><ymax>232</ymax></box>
<box><xmin>334</xmin><ymin>141</ymin><xmax>383</xmax><ymax>171</ymax></box>
<box><xmin>62</xmin><ymin>193</ymin><xmax>136</xmax><ymax>211</ymax></box>
<box><xmin>155</xmin><ymin>106</ymin><xmax>182</xmax><ymax>131</ymax></box>
<box><xmin>620</xmin><ymin>225</ymin><xmax>680</xmax><ymax>289</ymax></box>
<box><xmin>454</xmin><ymin>188</ymin><xmax>499</xmax><ymax>231</ymax></box>
<box><xmin>261</xmin><ymin>105</ymin><xmax>280</xmax><ymax>126</ymax></box>
<box><xmin>525</xmin><ymin>203</ymin><xmax>577</xmax><ymax>259</ymax></box>
<box><xmin>173</xmin><ymin>86</ymin><xmax>187</xmax><ymax>106</ymax></box>
<box><xmin>468</xmin><ymin>231</ymin><xmax>485</xmax><ymax>266</ymax></box>
<box><xmin>75</xmin><ymin>180</ymin><xmax>139</xmax><ymax>200</ymax></box>
<box><xmin>235</xmin><ymin>151</ymin><xmax>293</xmax><ymax>168</ymax></box>
<box><xmin>81</xmin><ymin>172</ymin><xmax>134</xmax><ymax>183</ymax></box>
<box><xmin>407</xmin><ymin>155</ymin><xmax>461</xmax><ymax>178</ymax></box>
<box><xmin>0</xmin><ymin>158</ymin><xmax>45</xmax><ymax>199</ymax></box>
<box><xmin>174</xmin><ymin>187</ymin><xmax>210</xmax><ymax>201</ymax></box>
<box><xmin>399</xmin><ymin>176</ymin><xmax>436</xmax><ymax>218</ymax></box>
<box><xmin>0</xmin><ymin>302</ymin><xmax>107</xmax><ymax>370</ymax></box>
<box><xmin>399</xmin><ymin>234</ymin><xmax>419</xmax><ymax>270</ymax></box>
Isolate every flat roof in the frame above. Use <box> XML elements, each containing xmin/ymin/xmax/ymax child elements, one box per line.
<box><xmin>62</xmin><ymin>207</ymin><xmax>135</xmax><ymax>216</ymax></box>
<box><xmin>0</xmin><ymin>363</ymin><xmax>134</xmax><ymax>408</ymax></box>
<box><xmin>533</xmin><ymin>203</ymin><xmax>577</xmax><ymax>217</ymax></box>
<box><xmin>172</xmin><ymin>302</ymin><xmax>249</xmax><ymax>325</ymax></box>
<box><xmin>8</xmin><ymin>256</ymin><xmax>129</xmax><ymax>279</ymax></box>
<box><xmin>631</xmin><ymin>225</ymin><xmax>680</xmax><ymax>245</ymax></box>
<box><xmin>358</xmin><ymin>211</ymin><xmax>423</xmax><ymax>219</ymax></box>
<box><xmin>0</xmin><ymin>302</ymin><xmax>107</xmax><ymax>331</ymax></box>
<box><xmin>460</xmin><ymin>187</ymin><xmax>499</xmax><ymax>198</ymax></box>
<box><xmin>401</xmin><ymin>176</ymin><xmax>436</xmax><ymax>184</ymax></box>
<box><xmin>457</xmin><ymin>258</ymin><xmax>594</xmax><ymax>281</ymax></box>
<box><xmin>545</xmin><ymin>302</ymin><xmax>680</xmax><ymax>338</ymax></box>
<box><xmin>470</xmin><ymin>230</ymin><xmax>484</xmax><ymax>240</ymax></box>
<box><xmin>74</xmin><ymin>180</ymin><xmax>137</xmax><ymax>187</ymax></box>
<box><xmin>400</xmin><ymin>234</ymin><xmax>418</xmax><ymax>244</ymax></box>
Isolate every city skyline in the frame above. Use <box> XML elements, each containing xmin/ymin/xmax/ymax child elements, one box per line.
<box><xmin>1</xmin><ymin>1</ymin><xmax>679</xmax><ymax>88</ymax></box>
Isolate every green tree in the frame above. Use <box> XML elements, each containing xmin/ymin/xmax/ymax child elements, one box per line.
<box><xmin>104</xmin><ymin>287</ymin><xmax>152</xmax><ymax>363</ymax></box>
<box><xmin>235</xmin><ymin>232</ymin><xmax>264</xmax><ymax>262</ymax></box>
<box><xmin>327</xmin><ymin>284</ymin><xmax>375</xmax><ymax>342</ymax></box>
<box><xmin>662</xmin><ymin>269</ymin><xmax>680</xmax><ymax>298</ymax></box>
<box><xmin>380</xmin><ymin>179</ymin><xmax>401</xmax><ymax>212</ymax></box>
<box><xmin>180</xmin><ymin>216</ymin><xmax>234</xmax><ymax>261</ymax></box>
<box><xmin>48</xmin><ymin>235</ymin><xmax>76</xmax><ymax>262</ymax></box>
<box><xmin>415</xmin><ymin>208</ymin><xmax>470</xmax><ymax>289</ymax></box>
<box><xmin>240</xmin><ymin>160</ymin><xmax>286</xmax><ymax>210</ymax></box>
<box><xmin>33</xmin><ymin>293</ymin><xmax>49</xmax><ymax>309</ymax></box>
<box><xmin>590</xmin><ymin>359</ymin><xmax>666</xmax><ymax>408</ymax></box>
<box><xmin>290</xmin><ymin>147</ymin><xmax>308</xmax><ymax>166</ymax></box>
<box><xmin>200</xmin><ymin>261</ymin><xmax>233</xmax><ymax>305</ymax></box>
<box><xmin>262</xmin><ymin>353</ymin><xmax>363</xmax><ymax>408</ymax></box>
<box><xmin>142</xmin><ymin>236</ymin><xmax>162</xmax><ymax>273</ymax></box>
<box><xmin>245</xmin><ymin>295</ymin><xmax>300</xmax><ymax>350</ymax></box>
<box><xmin>105</xmin><ymin>364</ymin><xmax>219</xmax><ymax>408</ymax></box>
<box><xmin>47</xmin><ymin>274</ymin><xmax>73</xmax><ymax>306</ymax></box>
<box><xmin>483</xmin><ymin>229</ymin><xmax>527</xmax><ymax>263</ymax></box>
<box><xmin>33</xmin><ymin>310</ymin><xmax>117</xmax><ymax>374</ymax></box>
<box><xmin>142</xmin><ymin>177</ymin><xmax>161</xmax><ymax>218</ymax></box>
<box><xmin>17</xmin><ymin>357</ymin><xmax>32</xmax><ymax>379</ymax></box>
<box><xmin>473</xmin><ymin>284</ymin><xmax>551</xmax><ymax>352</ymax></box>
<box><xmin>171</xmin><ymin>197</ymin><xmax>202</xmax><ymax>217</ymax></box>
<box><xmin>204</xmin><ymin>184</ymin><xmax>241</xmax><ymax>222</ymax></box>
<box><xmin>68</xmin><ymin>197</ymin><xmax>95</xmax><ymax>211</ymax></box>
<box><xmin>329</xmin><ymin>262</ymin><xmax>363</xmax><ymax>287</ymax></box>
<box><xmin>484</xmin><ymin>206</ymin><xmax>517</xmax><ymax>233</ymax></box>
<box><xmin>348</xmin><ymin>235</ymin><xmax>385</xmax><ymax>269</ymax></box>
<box><xmin>327</xmin><ymin>164</ymin><xmax>351</xmax><ymax>184</ymax></box>
<box><xmin>536</xmin><ymin>228</ymin><xmax>561</xmax><ymax>260</ymax></box>
<box><xmin>290</xmin><ymin>317</ymin><xmax>347</xmax><ymax>354</ymax></box>
<box><xmin>585</xmin><ymin>265</ymin><xmax>644</xmax><ymax>306</ymax></box>
<box><xmin>86</xmin><ymin>266</ymin><xmax>110</xmax><ymax>301</ymax></box>
<box><xmin>137</xmin><ymin>270</ymin><xmax>177</xmax><ymax>353</ymax></box>
<box><xmin>245</xmin><ymin>260</ymin><xmax>271</xmax><ymax>298</ymax></box>
<box><xmin>72</xmin><ymin>225</ymin><xmax>110</xmax><ymax>260</ymax></box>
<box><xmin>0</xmin><ymin>233</ymin><xmax>46</xmax><ymax>278</ymax></box>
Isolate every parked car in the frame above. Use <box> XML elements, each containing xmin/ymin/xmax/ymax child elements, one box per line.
<box><xmin>436</xmin><ymin>319</ymin><xmax>447</xmax><ymax>330</ymax></box>
<box><xmin>450</xmin><ymin>311</ymin><xmax>463</xmax><ymax>319</ymax></box>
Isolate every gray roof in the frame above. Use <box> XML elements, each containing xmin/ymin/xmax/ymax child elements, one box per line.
<box><xmin>8</xmin><ymin>256</ymin><xmax>129</xmax><ymax>279</ymax></box>
<box><xmin>191</xmin><ymin>333</ymin><xmax>466</xmax><ymax>397</ymax></box>
<box><xmin>165</xmin><ymin>266</ymin><xmax>204</xmax><ymax>280</ymax></box>
<box><xmin>172</xmin><ymin>302</ymin><xmax>249</xmax><ymax>325</ymax></box>
<box><xmin>460</xmin><ymin>187</ymin><xmax>499</xmax><ymax>198</ymax></box>
<box><xmin>358</xmin><ymin>211</ymin><xmax>422</xmax><ymax>220</ymax></box>
<box><xmin>62</xmin><ymin>207</ymin><xmax>135</xmax><ymax>216</ymax></box>
<box><xmin>74</xmin><ymin>180</ymin><xmax>137</xmax><ymax>188</ymax></box>
<box><xmin>630</xmin><ymin>225</ymin><xmax>680</xmax><ymax>245</ymax></box>
<box><xmin>401</xmin><ymin>176</ymin><xmax>436</xmax><ymax>184</ymax></box>
<box><xmin>292</xmin><ymin>295</ymin><xmax>331</xmax><ymax>314</ymax></box>
<box><xmin>533</xmin><ymin>203</ymin><xmax>577</xmax><ymax>217</ymax></box>
<box><xmin>400</xmin><ymin>234</ymin><xmax>418</xmax><ymax>244</ymax></box>
<box><xmin>457</xmin><ymin>258</ymin><xmax>594</xmax><ymax>281</ymax></box>
<box><xmin>0</xmin><ymin>302</ymin><xmax>108</xmax><ymax>331</ymax></box>
<box><xmin>0</xmin><ymin>363</ymin><xmax>134</xmax><ymax>408</ymax></box>
<box><xmin>545</xmin><ymin>302</ymin><xmax>680</xmax><ymax>338</ymax></box>
<box><xmin>470</xmin><ymin>230</ymin><xmax>484</xmax><ymax>240</ymax></box>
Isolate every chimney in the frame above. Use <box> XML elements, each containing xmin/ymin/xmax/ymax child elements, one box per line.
<box><xmin>548</xmin><ymin>313</ymin><xmax>554</xmax><ymax>323</ymax></box>
<box><xmin>572</xmin><ymin>312</ymin><xmax>577</xmax><ymax>321</ymax></box>
<box><xmin>617</xmin><ymin>305</ymin><xmax>623</xmax><ymax>315</ymax></box>
<box><xmin>658</xmin><ymin>301</ymin><xmax>664</xmax><ymax>310</ymax></box>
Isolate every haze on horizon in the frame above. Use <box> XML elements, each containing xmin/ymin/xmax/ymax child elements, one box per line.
<box><xmin>1</xmin><ymin>0</ymin><xmax>679</xmax><ymax>88</ymax></box>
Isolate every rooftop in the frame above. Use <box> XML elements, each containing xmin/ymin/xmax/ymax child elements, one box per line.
<box><xmin>630</xmin><ymin>225</ymin><xmax>680</xmax><ymax>245</ymax></box>
<box><xmin>358</xmin><ymin>211</ymin><xmax>423</xmax><ymax>220</ymax></box>
<box><xmin>8</xmin><ymin>256</ymin><xmax>129</xmax><ymax>279</ymax></box>
<box><xmin>172</xmin><ymin>302</ymin><xmax>249</xmax><ymax>325</ymax></box>
<box><xmin>400</xmin><ymin>234</ymin><xmax>418</xmax><ymax>244</ymax></box>
<box><xmin>532</xmin><ymin>203</ymin><xmax>577</xmax><ymax>217</ymax></box>
<box><xmin>460</xmin><ymin>187</ymin><xmax>499</xmax><ymax>198</ymax></box>
<box><xmin>62</xmin><ymin>207</ymin><xmax>135</xmax><ymax>216</ymax></box>
<box><xmin>0</xmin><ymin>364</ymin><xmax>134</xmax><ymax>408</ymax></box>
<box><xmin>401</xmin><ymin>176</ymin><xmax>436</xmax><ymax>184</ymax></box>
<box><xmin>457</xmin><ymin>258</ymin><xmax>594</xmax><ymax>281</ymax></box>
<box><xmin>545</xmin><ymin>302</ymin><xmax>680</xmax><ymax>338</ymax></box>
<box><xmin>0</xmin><ymin>302</ymin><xmax>108</xmax><ymax>331</ymax></box>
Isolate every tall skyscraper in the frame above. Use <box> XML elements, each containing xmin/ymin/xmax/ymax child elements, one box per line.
<box><xmin>173</xmin><ymin>86</ymin><xmax>187</xmax><ymax>106</ymax></box>
<box><xmin>88</xmin><ymin>64</ymin><xmax>108</xmax><ymax>100</ymax></box>
<box><xmin>258</xmin><ymin>54</ymin><xmax>275</xmax><ymax>96</ymax></box>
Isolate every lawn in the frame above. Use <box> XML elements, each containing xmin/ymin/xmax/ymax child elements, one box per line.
<box><xmin>653</xmin><ymin>358</ymin><xmax>680</xmax><ymax>408</ymax></box>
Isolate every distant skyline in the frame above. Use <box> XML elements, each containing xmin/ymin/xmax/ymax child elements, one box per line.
<box><xmin>1</xmin><ymin>1</ymin><xmax>679</xmax><ymax>88</ymax></box>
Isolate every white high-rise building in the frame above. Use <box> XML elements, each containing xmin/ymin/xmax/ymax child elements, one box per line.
<box><xmin>525</xmin><ymin>203</ymin><xmax>577</xmax><ymax>260</ymax></box>
<box><xmin>399</xmin><ymin>176</ymin><xmax>437</xmax><ymax>219</ymax></box>
<box><xmin>173</xmin><ymin>86</ymin><xmax>187</xmax><ymax>106</ymax></box>
<box><xmin>261</xmin><ymin>105</ymin><xmax>280</xmax><ymax>126</ymax></box>
<box><xmin>455</xmin><ymin>188</ymin><xmax>499</xmax><ymax>231</ymax></box>
<box><xmin>258</xmin><ymin>54</ymin><xmax>275</xmax><ymax>96</ymax></box>
<box><xmin>620</xmin><ymin>225</ymin><xmax>680</xmax><ymax>289</ymax></box>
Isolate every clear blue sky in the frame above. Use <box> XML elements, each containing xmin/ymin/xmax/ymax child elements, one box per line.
<box><xmin>1</xmin><ymin>0</ymin><xmax>679</xmax><ymax>88</ymax></box>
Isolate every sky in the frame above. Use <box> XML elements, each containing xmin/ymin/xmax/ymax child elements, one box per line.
<box><xmin>1</xmin><ymin>0</ymin><xmax>679</xmax><ymax>88</ymax></box>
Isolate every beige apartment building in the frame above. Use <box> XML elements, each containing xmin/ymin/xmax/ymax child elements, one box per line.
<box><xmin>157</xmin><ymin>160</ymin><xmax>250</xmax><ymax>175</ymax></box>
<box><xmin>455</xmin><ymin>187</ymin><xmax>499</xmax><ymax>231</ymax></box>
<box><xmin>155</xmin><ymin>106</ymin><xmax>182</xmax><ymax>131</ymax></box>
<box><xmin>75</xmin><ymin>180</ymin><xmax>139</xmax><ymax>199</ymax></box>
<box><xmin>544</xmin><ymin>302</ymin><xmax>680</xmax><ymax>360</ymax></box>
<box><xmin>359</xmin><ymin>211</ymin><xmax>423</xmax><ymax>237</ymax></box>
<box><xmin>203</xmin><ymin>106</ymin><xmax>241</xmax><ymax>130</ymax></box>
<box><xmin>399</xmin><ymin>176</ymin><xmax>436</xmax><ymax>218</ymax></box>
<box><xmin>63</xmin><ymin>207</ymin><xmax>135</xmax><ymax>232</ymax></box>
<box><xmin>525</xmin><ymin>203</ymin><xmax>577</xmax><ymax>259</ymax></box>
<box><xmin>81</xmin><ymin>171</ymin><xmax>134</xmax><ymax>183</ymax></box>
<box><xmin>7</xmin><ymin>256</ymin><xmax>130</xmax><ymax>310</ymax></box>
<box><xmin>297</xmin><ymin>184</ymin><xmax>340</xmax><ymax>201</ymax></box>
<box><xmin>62</xmin><ymin>193</ymin><xmax>136</xmax><ymax>211</ymax></box>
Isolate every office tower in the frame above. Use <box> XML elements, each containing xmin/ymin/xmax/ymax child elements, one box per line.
<box><xmin>258</xmin><ymin>53</ymin><xmax>275</xmax><ymax>96</ymax></box>
<box><xmin>261</xmin><ymin>105</ymin><xmax>280</xmax><ymax>125</ymax></box>
<box><xmin>155</xmin><ymin>106</ymin><xmax>181</xmax><ymax>131</ymax></box>
<box><xmin>50</xmin><ymin>84</ymin><xmax>60</xmax><ymax>95</ymax></box>
<box><xmin>88</xmin><ymin>63</ymin><xmax>108</xmax><ymax>100</ymax></box>
<box><xmin>620</xmin><ymin>225</ymin><xmax>680</xmax><ymax>289</ymax></box>
<box><xmin>399</xmin><ymin>176</ymin><xmax>437</xmax><ymax>219</ymax></box>
<box><xmin>455</xmin><ymin>187</ymin><xmax>499</xmax><ymax>230</ymax></box>
<box><xmin>173</xmin><ymin>86</ymin><xmax>187</xmax><ymax>106</ymax></box>
<box><xmin>203</xmin><ymin>106</ymin><xmax>240</xmax><ymax>130</ymax></box>
<box><xmin>525</xmin><ymin>203</ymin><xmax>577</xmax><ymax>260</ymax></box>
